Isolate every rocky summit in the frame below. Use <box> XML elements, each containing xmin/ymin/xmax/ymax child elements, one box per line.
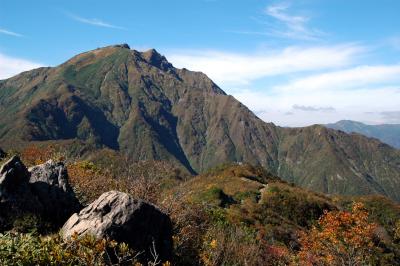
<box><xmin>0</xmin><ymin>44</ymin><xmax>400</xmax><ymax>201</ymax></box>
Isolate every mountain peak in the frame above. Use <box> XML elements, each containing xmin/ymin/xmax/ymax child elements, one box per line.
<box><xmin>141</xmin><ymin>48</ymin><xmax>173</xmax><ymax>71</ymax></box>
<box><xmin>113</xmin><ymin>43</ymin><xmax>130</xmax><ymax>49</ymax></box>
<box><xmin>1</xmin><ymin>45</ymin><xmax>400</xmax><ymax>202</ymax></box>
<box><xmin>143</xmin><ymin>48</ymin><xmax>160</xmax><ymax>56</ymax></box>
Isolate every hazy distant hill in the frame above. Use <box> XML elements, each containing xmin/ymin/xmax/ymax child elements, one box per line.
<box><xmin>326</xmin><ymin>120</ymin><xmax>400</xmax><ymax>149</ymax></box>
<box><xmin>1</xmin><ymin>44</ymin><xmax>400</xmax><ymax>201</ymax></box>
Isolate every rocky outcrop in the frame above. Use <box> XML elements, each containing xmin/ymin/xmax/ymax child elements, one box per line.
<box><xmin>0</xmin><ymin>156</ymin><xmax>29</xmax><ymax>201</ymax></box>
<box><xmin>28</xmin><ymin>160</ymin><xmax>81</xmax><ymax>226</ymax></box>
<box><xmin>0</xmin><ymin>156</ymin><xmax>34</xmax><ymax>203</ymax></box>
<box><xmin>0</xmin><ymin>156</ymin><xmax>43</xmax><ymax>230</ymax></box>
<box><xmin>62</xmin><ymin>191</ymin><xmax>173</xmax><ymax>261</ymax></box>
<box><xmin>0</xmin><ymin>157</ymin><xmax>80</xmax><ymax>231</ymax></box>
<box><xmin>0</xmin><ymin>148</ymin><xmax>6</xmax><ymax>159</ymax></box>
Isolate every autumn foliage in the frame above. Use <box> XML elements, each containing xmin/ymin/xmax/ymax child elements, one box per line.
<box><xmin>3</xmin><ymin>146</ymin><xmax>400</xmax><ymax>265</ymax></box>
<box><xmin>20</xmin><ymin>145</ymin><xmax>60</xmax><ymax>166</ymax></box>
<box><xmin>297</xmin><ymin>202</ymin><xmax>378</xmax><ymax>266</ymax></box>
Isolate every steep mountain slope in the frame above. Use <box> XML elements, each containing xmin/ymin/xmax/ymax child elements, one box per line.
<box><xmin>277</xmin><ymin>126</ymin><xmax>400</xmax><ymax>200</ymax></box>
<box><xmin>326</xmin><ymin>120</ymin><xmax>400</xmax><ymax>149</ymax></box>
<box><xmin>1</xmin><ymin>44</ymin><xmax>400</xmax><ymax>201</ymax></box>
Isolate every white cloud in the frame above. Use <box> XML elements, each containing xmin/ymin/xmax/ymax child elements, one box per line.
<box><xmin>68</xmin><ymin>13</ymin><xmax>126</xmax><ymax>30</ymax></box>
<box><xmin>0</xmin><ymin>28</ymin><xmax>23</xmax><ymax>37</ymax></box>
<box><xmin>168</xmin><ymin>44</ymin><xmax>363</xmax><ymax>86</ymax></box>
<box><xmin>167</xmin><ymin>43</ymin><xmax>400</xmax><ymax>126</ymax></box>
<box><xmin>232</xmin><ymin>85</ymin><xmax>400</xmax><ymax>126</ymax></box>
<box><xmin>276</xmin><ymin>65</ymin><xmax>400</xmax><ymax>93</ymax></box>
<box><xmin>0</xmin><ymin>53</ymin><xmax>43</xmax><ymax>79</ymax></box>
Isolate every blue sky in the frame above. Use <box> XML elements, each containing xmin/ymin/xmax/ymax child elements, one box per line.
<box><xmin>1</xmin><ymin>0</ymin><xmax>400</xmax><ymax>126</ymax></box>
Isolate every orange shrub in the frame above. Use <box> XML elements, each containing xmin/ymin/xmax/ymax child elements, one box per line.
<box><xmin>297</xmin><ymin>202</ymin><xmax>377</xmax><ymax>266</ymax></box>
<box><xmin>20</xmin><ymin>144</ymin><xmax>67</xmax><ymax>166</ymax></box>
<box><xmin>67</xmin><ymin>160</ymin><xmax>164</xmax><ymax>205</ymax></box>
<box><xmin>20</xmin><ymin>145</ymin><xmax>56</xmax><ymax>166</ymax></box>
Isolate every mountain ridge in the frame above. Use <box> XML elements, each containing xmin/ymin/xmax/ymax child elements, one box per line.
<box><xmin>1</xmin><ymin>44</ymin><xmax>400</xmax><ymax>201</ymax></box>
<box><xmin>326</xmin><ymin>120</ymin><xmax>400</xmax><ymax>149</ymax></box>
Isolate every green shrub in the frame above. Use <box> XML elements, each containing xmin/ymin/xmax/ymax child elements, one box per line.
<box><xmin>198</xmin><ymin>187</ymin><xmax>235</xmax><ymax>207</ymax></box>
<box><xmin>0</xmin><ymin>232</ymin><xmax>138</xmax><ymax>265</ymax></box>
<box><xmin>233</xmin><ymin>190</ymin><xmax>260</xmax><ymax>202</ymax></box>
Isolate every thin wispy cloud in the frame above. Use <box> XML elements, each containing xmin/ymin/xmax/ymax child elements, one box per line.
<box><xmin>228</xmin><ymin>2</ymin><xmax>324</xmax><ymax>41</ymax></box>
<box><xmin>0</xmin><ymin>28</ymin><xmax>23</xmax><ymax>37</ymax></box>
<box><xmin>264</xmin><ymin>2</ymin><xmax>323</xmax><ymax>40</ymax></box>
<box><xmin>67</xmin><ymin>13</ymin><xmax>126</xmax><ymax>30</ymax></box>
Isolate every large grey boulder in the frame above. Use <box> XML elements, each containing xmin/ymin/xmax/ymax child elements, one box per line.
<box><xmin>28</xmin><ymin>160</ymin><xmax>81</xmax><ymax>226</ymax></box>
<box><xmin>62</xmin><ymin>191</ymin><xmax>173</xmax><ymax>261</ymax></box>
<box><xmin>0</xmin><ymin>157</ymin><xmax>81</xmax><ymax>232</ymax></box>
<box><xmin>0</xmin><ymin>156</ymin><xmax>33</xmax><ymax>202</ymax></box>
<box><xmin>0</xmin><ymin>156</ymin><xmax>42</xmax><ymax>230</ymax></box>
<box><xmin>29</xmin><ymin>160</ymin><xmax>71</xmax><ymax>192</ymax></box>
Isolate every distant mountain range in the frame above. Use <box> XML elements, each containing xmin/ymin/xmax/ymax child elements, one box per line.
<box><xmin>1</xmin><ymin>44</ymin><xmax>400</xmax><ymax>201</ymax></box>
<box><xmin>326</xmin><ymin>120</ymin><xmax>400</xmax><ymax>149</ymax></box>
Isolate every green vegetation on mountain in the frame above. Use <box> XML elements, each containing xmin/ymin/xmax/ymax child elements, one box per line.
<box><xmin>326</xmin><ymin>120</ymin><xmax>400</xmax><ymax>149</ymax></box>
<box><xmin>3</xmin><ymin>147</ymin><xmax>400</xmax><ymax>265</ymax></box>
<box><xmin>1</xmin><ymin>44</ymin><xmax>400</xmax><ymax>202</ymax></box>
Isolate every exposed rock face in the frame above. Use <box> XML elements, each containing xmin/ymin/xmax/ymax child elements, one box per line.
<box><xmin>0</xmin><ymin>156</ymin><xmax>32</xmax><ymax>201</ymax></box>
<box><xmin>0</xmin><ymin>157</ymin><xmax>80</xmax><ymax>231</ymax></box>
<box><xmin>0</xmin><ymin>148</ymin><xmax>6</xmax><ymax>159</ymax></box>
<box><xmin>62</xmin><ymin>191</ymin><xmax>173</xmax><ymax>261</ymax></box>
<box><xmin>29</xmin><ymin>160</ymin><xmax>81</xmax><ymax>226</ymax></box>
<box><xmin>0</xmin><ymin>156</ymin><xmax>43</xmax><ymax>230</ymax></box>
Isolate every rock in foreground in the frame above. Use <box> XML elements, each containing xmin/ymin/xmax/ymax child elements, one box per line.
<box><xmin>0</xmin><ymin>156</ymin><xmax>43</xmax><ymax>230</ymax></box>
<box><xmin>0</xmin><ymin>148</ymin><xmax>6</xmax><ymax>159</ymax></box>
<box><xmin>62</xmin><ymin>191</ymin><xmax>173</xmax><ymax>261</ymax></box>
<box><xmin>0</xmin><ymin>156</ymin><xmax>31</xmax><ymax>200</ymax></box>
<box><xmin>0</xmin><ymin>157</ymin><xmax>80</xmax><ymax>231</ymax></box>
<box><xmin>29</xmin><ymin>160</ymin><xmax>81</xmax><ymax>226</ymax></box>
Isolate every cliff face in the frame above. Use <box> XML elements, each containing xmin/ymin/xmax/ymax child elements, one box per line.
<box><xmin>1</xmin><ymin>44</ymin><xmax>400</xmax><ymax>201</ymax></box>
